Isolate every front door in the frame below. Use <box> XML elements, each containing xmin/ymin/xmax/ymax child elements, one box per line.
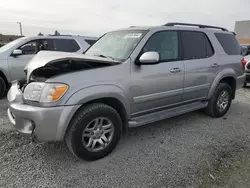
<box><xmin>8</xmin><ymin>39</ymin><xmax>53</xmax><ymax>81</ymax></box>
<box><xmin>180</xmin><ymin>31</ymin><xmax>219</xmax><ymax>102</ymax></box>
<box><xmin>130</xmin><ymin>30</ymin><xmax>184</xmax><ymax>116</ymax></box>
<box><xmin>8</xmin><ymin>54</ymin><xmax>35</xmax><ymax>81</ymax></box>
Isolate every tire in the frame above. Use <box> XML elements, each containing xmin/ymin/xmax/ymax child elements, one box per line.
<box><xmin>243</xmin><ymin>83</ymin><xmax>247</xmax><ymax>88</ymax></box>
<box><xmin>65</xmin><ymin>103</ymin><xmax>122</xmax><ymax>161</ymax></box>
<box><xmin>0</xmin><ymin>76</ymin><xmax>6</xmax><ymax>98</ymax></box>
<box><xmin>204</xmin><ymin>83</ymin><xmax>232</xmax><ymax>117</ymax></box>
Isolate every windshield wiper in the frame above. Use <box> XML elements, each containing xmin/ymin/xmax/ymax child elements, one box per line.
<box><xmin>94</xmin><ymin>54</ymin><xmax>115</xmax><ymax>60</ymax></box>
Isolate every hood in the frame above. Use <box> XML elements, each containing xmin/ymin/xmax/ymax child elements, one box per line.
<box><xmin>25</xmin><ymin>51</ymin><xmax>120</xmax><ymax>81</ymax></box>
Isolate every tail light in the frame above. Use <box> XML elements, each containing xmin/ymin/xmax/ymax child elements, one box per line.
<box><xmin>241</xmin><ymin>58</ymin><xmax>247</xmax><ymax>69</ymax></box>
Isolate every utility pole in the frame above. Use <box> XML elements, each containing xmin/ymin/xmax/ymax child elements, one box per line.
<box><xmin>17</xmin><ymin>22</ymin><xmax>23</xmax><ymax>36</ymax></box>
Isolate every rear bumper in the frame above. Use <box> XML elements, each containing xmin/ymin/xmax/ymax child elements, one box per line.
<box><xmin>236</xmin><ymin>74</ymin><xmax>246</xmax><ymax>88</ymax></box>
<box><xmin>7</xmin><ymin>81</ymin><xmax>81</xmax><ymax>142</ymax></box>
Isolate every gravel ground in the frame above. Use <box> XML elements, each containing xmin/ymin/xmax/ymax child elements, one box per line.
<box><xmin>1</xmin><ymin>88</ymin><xmax>250</xmax><ymax>188</ymax></box>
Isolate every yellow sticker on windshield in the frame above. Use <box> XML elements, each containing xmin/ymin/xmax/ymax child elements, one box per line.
<box><xmin>124</xmin><ymin>33</ymin><xmax>142</xmax><ymax>39</ymax></box>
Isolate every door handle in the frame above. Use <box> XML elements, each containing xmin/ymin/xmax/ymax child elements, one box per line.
<box><xmin>170</xmin><ymin>68</ymin><xmax>181</xmax><ymax>73</ymax></box>
<box><xmin>211</xmin><ymin>63</ymin><xmax>219</xmax><ymax>67</ymax></box>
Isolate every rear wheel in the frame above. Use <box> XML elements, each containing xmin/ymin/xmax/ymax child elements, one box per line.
<box><xmin>204</xmin><ymin>83</ymin><xmax>232</xmax><ymax>117</ymax></box>
<box><xmin>0</xmin><ymin>77</ymin><xmax>6</xmax><ymax>98</ymax></box>
<box><xmin>65</xmin><ymin>103</ymin><xmax>122</xmax><ymax>161</ymax></box>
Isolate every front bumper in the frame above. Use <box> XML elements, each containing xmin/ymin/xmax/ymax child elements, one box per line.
<box><xmin>245</xmin><ymin>72</ymin><xmax>250</xmax><ymax>83</ymax></box>
<box><xmin>7</xmin><ymin>81</ymin><xmax>81</xmax><ymax>142</ymax></box>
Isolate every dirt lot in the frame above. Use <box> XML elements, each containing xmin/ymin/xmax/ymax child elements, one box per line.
<box><xmin>1</xmin><ymin>88</ymin><xmax>250</xmax><ymax>188</ymax></box>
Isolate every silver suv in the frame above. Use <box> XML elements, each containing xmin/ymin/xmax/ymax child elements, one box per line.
<box><xmin>0</xmin><ymin>35</ymin><xmax>97</xmax><ymax>97</ymax></box>
<box><xmin>7</xmin><ymin>23</ymin><xmax>245</xmax><ymax>160</ymax></box>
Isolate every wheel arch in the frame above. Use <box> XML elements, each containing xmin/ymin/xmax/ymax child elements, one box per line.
<box><xmin>64</xmin><ymin>85</ymin><xmax>131</xmax><ymax>134</ymax></box>
<box><xmin>208</xmin><ymin>70</ymin><xmax>237</xmax><ymax>99</ymax></box>
<box><xmin>0</xmin><ymin>69</ymin><xmax>10</xmax><ymax>87</ymax></box>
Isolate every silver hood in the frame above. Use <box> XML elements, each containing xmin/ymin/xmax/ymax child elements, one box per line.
<box><xmin>25</xmin><ymin>51</ymin><xmax>120</xmax><ymax>81</ymax></box>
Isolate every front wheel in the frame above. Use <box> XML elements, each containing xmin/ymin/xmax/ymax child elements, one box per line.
<box><xmin>204</xmin><ymin>83</ymin><xmax>232</xmax><ymax>117</ymax></box>
<box><xmin>65</xmin><ymin>103</ymin><xmax>122</xmax><ymax>161</ymax></box>
<box><xmin>0</xmin><ymin>77</ymin><xmax>6</xmax><ymax>98</ymax></box>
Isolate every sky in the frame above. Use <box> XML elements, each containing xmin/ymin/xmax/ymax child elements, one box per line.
<box><xmin>0</xmin><ymin>0</ymin><xmax>249</xmax><ymax>37</ymax></box>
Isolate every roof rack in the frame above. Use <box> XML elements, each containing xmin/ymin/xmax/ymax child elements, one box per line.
<box><xmin>164</xmin><ymin>22</ymin><xmax>228</xmax><ymax>31</ymax></box>
<box><xmin>48</xmin><ymin>34</ymin><xmax>72</xmax><ymax>36</ymax></box>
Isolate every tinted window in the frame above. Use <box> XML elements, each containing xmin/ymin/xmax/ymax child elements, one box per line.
<box><xmin>20</xmin><ymin>42</ymin><xmax>37</xmax><ymax>55</ymax></box>
<box><xmin>39</xmin><ymin>39</ymin><xmax>54</xmax><ymax>51</ymax></box>
<box><xmin>54</xmin><ymin>39</ymin><xmax>80</xmax><ymax>52</ymax></box>
<box><xmin>18</xmin><ymin>39</ymin><xmax>54</xmax><ymax>55</ymax></box>
<box><xmin>205</xmin><ymin>35</ymin><xmax>214</xmax><ymax>57</ymax></box>
<box><xmin>142</xmin><ymin>31</ymin><xmax>178</xmax><ymax>61</ymax></box>
<box><xmin>85</xmin><ymin>39</ymin><xmax>97</xmax><ymax>46</ymax></box>
<box><xmin>181</xmin><ymin>31</ymin><xmax>212</xmax><ymax>60</ymax></box>
<box><xmin>71</xmin><ymin>40</ymin><xmax>80</xmax><ymax>51</ymax></box>
<box><xmin>215</xmin><ymin>33</ymin><xmax>241</xmax><ymax>55</ymax></box>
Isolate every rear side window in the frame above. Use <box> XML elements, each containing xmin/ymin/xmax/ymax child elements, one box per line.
<box><xmin>181</xmin><ymin>31</ymin><xmax>214</xmax><ymax>60</ymax></box>
<box><xmin>205</xmin><ymin>36</ymin><xmax>214</xmax><ymax>57</ymax></box>
<box><xmin>215</xmin><ymin>33</ymin><xmax>241</xmax><ymax>55</ymax></box>
<box><xmin>71</xmin><ymin>40</ymin><xmax>80</xmax><ymax>51</ymax></box>
<box><xmin>85</xmin><ymin>39</ymin><xmax>97</xmax><ymax>46</ymax></box>
<box><xmin>53</xmin><ymin>39</ymin><xmax>80</xmax><ymax>52</ymax></box>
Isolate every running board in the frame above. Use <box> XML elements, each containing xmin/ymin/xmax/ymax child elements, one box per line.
<box><xmin>128</xmin><ymin>101</ymin><xmax>208</xmax><ymax>127</ymax></box>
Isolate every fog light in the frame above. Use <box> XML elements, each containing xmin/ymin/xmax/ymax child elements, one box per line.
<box><xmin>20</xmin><ymin>119</ymin><xmax>34</xmax><ymax>134</ymax></box>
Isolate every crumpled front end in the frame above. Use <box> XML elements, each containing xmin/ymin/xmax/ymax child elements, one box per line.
<box><xmin>7</xmin><ymin>80</ymin><xmax>80</xmax><ymax>142</ymax></box>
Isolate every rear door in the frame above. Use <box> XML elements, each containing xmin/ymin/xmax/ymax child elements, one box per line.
<box><xmin>181</xmin><ymin>31</ymin><xmax>219</xmax><ymax>102</ymax></box>
<box><xmin>8</xmin><ymin>39</ymin><xmax>54</xmax><ymax>80</ymax></box>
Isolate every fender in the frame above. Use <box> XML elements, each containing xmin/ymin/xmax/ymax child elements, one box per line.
<box><xmin>207</xmin><ymin>68</ymin><xmax>236</xmax><ymax>99</ymax></box>
<box><xmin>65</xmin><ymin>84</ymin><xmax>131</xmax><ymax>116</ymax></box>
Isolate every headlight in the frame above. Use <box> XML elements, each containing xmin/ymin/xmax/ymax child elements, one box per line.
<box><xmin>23</xmin><ymin>82</ymin><xmax>68</xmax><ymax>102</ymax></box>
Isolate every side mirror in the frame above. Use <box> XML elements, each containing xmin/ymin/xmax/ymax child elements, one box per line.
<box><xmin>12</xmin><ymin>49</ymin><xmax>23</xmax><ymax>56</ymax></box>
<box><xmin>139</xmin><ymin>51</ymin><xmax>160</xmax><ymax>65</ymax></box>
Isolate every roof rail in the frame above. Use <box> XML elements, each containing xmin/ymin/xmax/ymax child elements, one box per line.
<box><xmin>164</xmin><ymin>22</ymin><xmax>228</xmax><ymax>31</ymax></box>
<box><xmin>48</xmin><ymin>34</ymin><xmax>72</xmax><ymax>36</ymax></box>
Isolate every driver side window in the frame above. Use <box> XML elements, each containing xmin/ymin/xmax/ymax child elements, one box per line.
<box><xmin>142</xmin><ymin>31</ymin><xmax>179</xmax><ymax>61</ymax></box>
<box><xmin>19</xmin><ymin>41</ymin><xmax>38</xmax><ymax>55</ymax></box>
<box><xmin>18</xmin><ymin>39</ymin><xmax>53</xmax><ymax>55</ymax></box>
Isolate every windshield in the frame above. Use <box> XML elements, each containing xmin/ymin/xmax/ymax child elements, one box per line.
<box><xmin>85</xmin><ymin>30</ymin><xmax>147</xmax><ymax>61</ymax></box>
<box><xmin>0</xmin><ymin>37</ymin><xmax>25</xmax><ymax>53</ymax></box>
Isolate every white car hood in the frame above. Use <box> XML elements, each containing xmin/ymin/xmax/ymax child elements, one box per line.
<box><xmin>25</xmin><ymin>51</ymin><xmax>120</xmax><ymax>80</ymax></box>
